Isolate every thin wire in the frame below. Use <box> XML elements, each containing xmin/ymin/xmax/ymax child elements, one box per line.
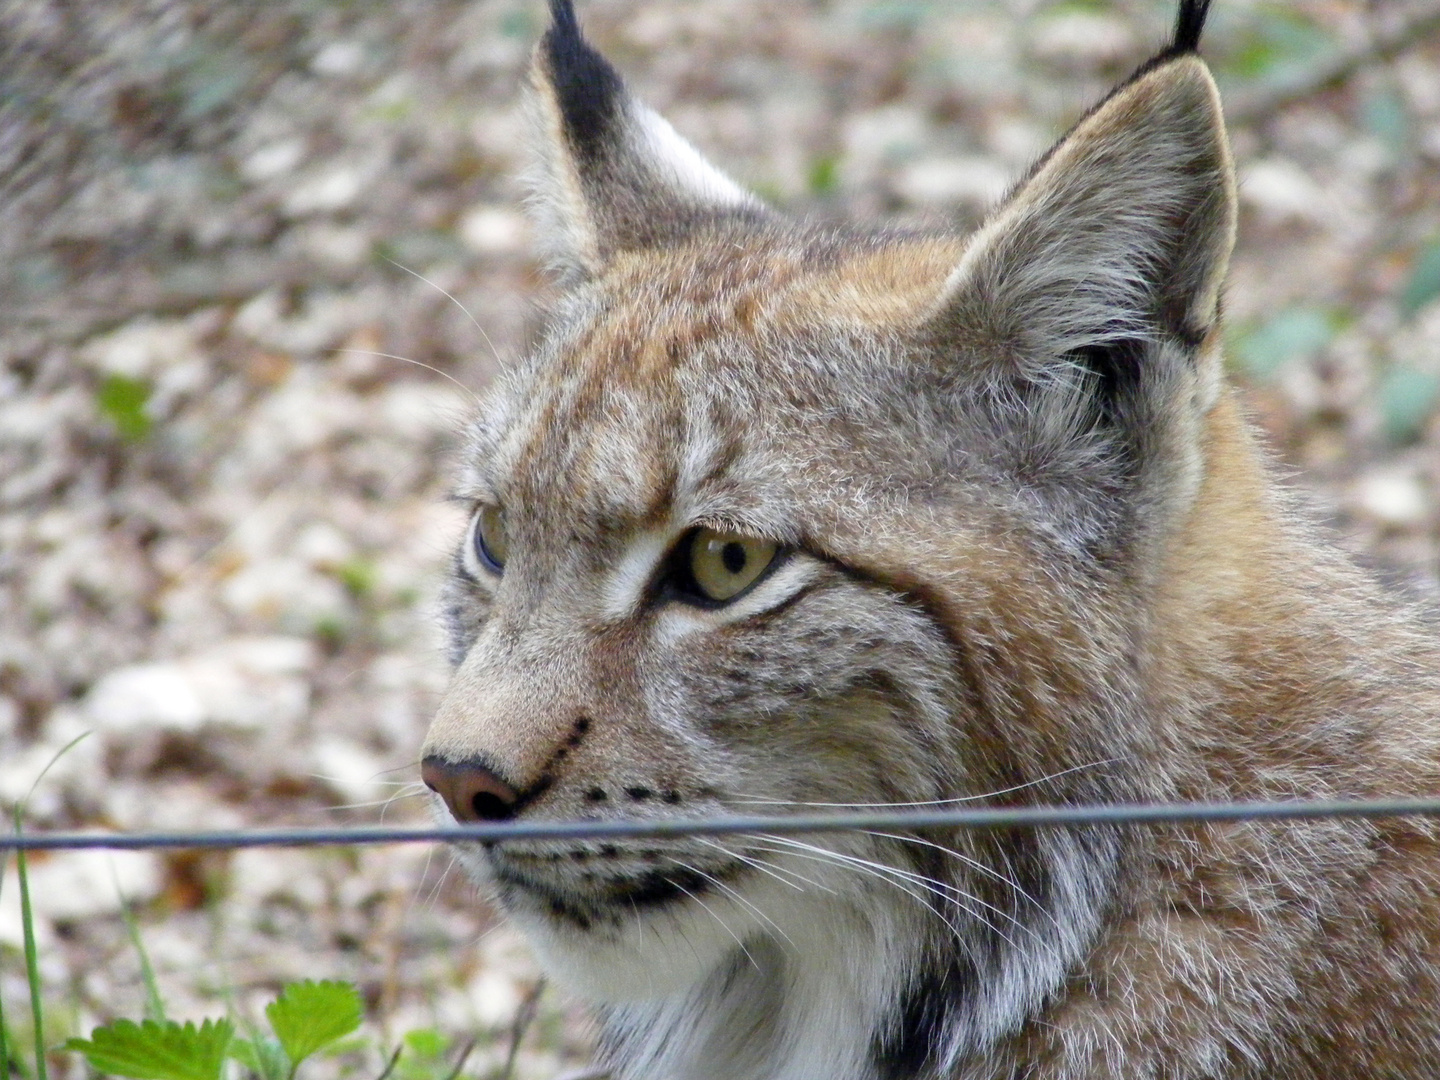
<box><xmin>5</xmin><ymin>797</ymin><xmax>1440</xmax><ymax>852</ymax></box>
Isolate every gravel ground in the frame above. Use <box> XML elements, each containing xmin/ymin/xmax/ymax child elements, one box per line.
<box><xmin>3</xmin><ymin>0</ymin><xmax>1438</xmax><ymax>1076</ymax></box>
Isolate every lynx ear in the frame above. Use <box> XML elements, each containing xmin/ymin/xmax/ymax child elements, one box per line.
<box><xmin>528</xmin><ymin>0</ymin><xmax>767</xmax><ymax>278</ymax></box>
<box><xmin>926</xmin><ymin>38</ymin><xmax>1235</xmax><ymax>409</ymax></box>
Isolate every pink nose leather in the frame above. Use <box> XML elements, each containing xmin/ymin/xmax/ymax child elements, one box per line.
<box><xmin>421</xmin><ymin>756</ymin><xmax>520</xmax><ymax>823</ymax></box>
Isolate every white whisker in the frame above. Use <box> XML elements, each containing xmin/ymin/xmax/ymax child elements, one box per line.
<box><xmin>381</xmin><ymin>257</ymin><xmax>503</xmax><ymax>366</ymax></box>
<box><xmin>694</xmin><ymin>837</ymin><xmax>833</xmax><ymax>895</ymax></box>
<box><xmin>318</xmin><ymin>783</ymin><xmax>429</xmax><ymax>813</ymax></box>
<box><xmin>333</xmin><ymin>348</ymin><xmax>482</xmax><ymax>407</ymax></box>
<box><xmin>675</xmin><ymin>860</ymin><xmax>797</xmax><ymax>951</ymax></box>
<box><xmin>751</xmin><ymin>836</ymin><xmax>975</xmax><ymax>946</ymax></box>
<box><xmin>730</xmin><ymin>760</ymin><xmax>1121</xmax><ymax>810</ymax></box>
<box><xmin>668</xmin><ymin>876</ymin><xmax>760</xmax><ymax>973</ymax></box>
<box><xmin>862</xmin><ymin>830</ymin><xmax>1061</xmax><ymax>930</ymax></box>
<box><xmin>755</xmin><ymin>834</ymin><xmax>1051</xmax><ymax>959</ymax></box>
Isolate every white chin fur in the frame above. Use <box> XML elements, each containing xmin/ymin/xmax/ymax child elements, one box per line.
<box><xmin>440</xmin><ymin>822</ymin><xmax>726</xmax><ymax>1000</ymax></box>
<box><xmin>507</xmin><ymin>863</ymin><xmax>819</xmax><ymax>1003</ymax></box>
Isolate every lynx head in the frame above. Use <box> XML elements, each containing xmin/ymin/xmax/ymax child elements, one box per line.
<box><xmin>423</xmin><ymin>1</ymin><xmax>1234</xmax><ymax>1074</ymax></box>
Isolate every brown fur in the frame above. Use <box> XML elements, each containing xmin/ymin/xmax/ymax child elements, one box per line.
<box><xmin>423</xmin><ymin>5</ymin><xmax>1440</xmax><ymax>1078</ymax></box>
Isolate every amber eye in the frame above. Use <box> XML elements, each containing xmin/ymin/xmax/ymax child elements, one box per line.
<box><xmin>678</xmin><ymin>528</ymin><xmax>779</xmax><ymax>604</ymax></box>
<box><xmin>467</xmin><ymin>505</ymin><xmax>509</xmax><ymax>575</ymax></box>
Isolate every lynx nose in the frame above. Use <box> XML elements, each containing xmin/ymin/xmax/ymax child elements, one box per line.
<box><xmin>421</xmin><ymin>755</ymin><xmax>520</xmax><ymax>823</ymax></box>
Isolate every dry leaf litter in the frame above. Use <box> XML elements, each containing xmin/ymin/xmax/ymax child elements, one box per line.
<box><xmin>2</xmin><ymin>0</ymin><xmax>1438</xmax><ymax>1076</ymax></box>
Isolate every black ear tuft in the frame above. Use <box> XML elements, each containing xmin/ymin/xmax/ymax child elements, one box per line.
<box><xmin>1169</xmin><ymin>0</ymin><xmax>1212</xmax><ymax>56</ymax></box>
<box><xmin>547</xmin><ymin>0</ymin><xmax>578</xmax><ymax>35</ymax></box>
<box><xmin>1098</xmin><ymin>0</ymin><xmax>1212</xmax><ymax>99</ymax></box>
<box><xmin>542</xmin><ymin>0</ymin><xmax>625</xmax><ymax>163</ymax></box>
<box><xmin>528</xmin><ymin>0</ymin><xmax>764</xmax><ymax>273</ymax></box>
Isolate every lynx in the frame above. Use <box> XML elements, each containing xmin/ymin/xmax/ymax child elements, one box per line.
<box><xmin>419</xmin><ymin>1</ymin><xmax>1440</xmax><ymax>1077</ymax></box>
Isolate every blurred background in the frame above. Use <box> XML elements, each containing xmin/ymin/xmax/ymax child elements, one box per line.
<box><xmin>2</xmin><ymin>0</ymin><xmax>1438</xmax><ymax>1075</ymax></box>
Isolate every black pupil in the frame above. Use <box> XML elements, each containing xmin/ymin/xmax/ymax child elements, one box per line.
<box><xmin>721</xmin><ymin>541</ymin><xmax>747</xmax><ymax>575</ymax></box>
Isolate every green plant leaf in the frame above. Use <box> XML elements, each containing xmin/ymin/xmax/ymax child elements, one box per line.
<box><xmin>1400</xmin><ymin>242</ymin><xmax>1440</xmax><ymax>319</ymax></box>
<box><xmin>806</xmin><ymin>155</ymin><xmax>840</xmax><ymax>197</ymax></box>
<box><xmin>264</xmin><ymin>981</ymin><xmax>363</xmax><ymax>1068</ymax></box>
<box><xmin>65</xmin><ymin>1018</ymin><xmax>232</xmax><ymax>1080</ymax></box>
<box><xmin>1361</xmin><ymin>85</ymin><xmax>1409</xmax><ymax>158</ymax></box>
<box><xmin>1223</xmin><ymin>7</ymin><xmax>1332</xmax><ymax>84</ymax></box>
<box><xmin>96</xmin><ymin>374</ymin><xmax>154</xmax><ymax>441</ymax></box>
<box><xmin>335</xmin><ymin>557</ymin><xmax>377</xmax><ymax>599</ymax></box>
<box><xmin>401</xmin><ymin>1028</ymin><xmax>449</xmax><ymax>1058</ymax></box>
<box><xmin>1230</xmin><ymin>305</ymin><xmax>1339</xmax><ymax>381</ymax></box>
<box><xmin>1377</xmin><ymin>366</ymin><xmax>1440</xmax><ymax>445</ymax></box>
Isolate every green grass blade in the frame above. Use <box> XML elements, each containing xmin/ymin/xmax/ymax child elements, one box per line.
<box><xmin>116</xmin><ymin>884</ymin><xmax>166</xmax><ymax>1023</ymax></box>
<box><xmin>6</xmin><ymin>732</ymin><xmax>91</xmax><ymax>1080</ymax></box>
<box><xmin>1</xmin><ymin>844</ymin><xmax>9</xmax><ymax>1076</ymax></box>
<box><xmin>15</xmin><ymin>840</ymin><xmax>48</xmax><ymax>1080</ymax></box>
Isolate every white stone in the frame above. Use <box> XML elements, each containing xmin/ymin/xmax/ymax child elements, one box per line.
<box><xmin>181</xmin><ymin>638</ymin><xmax>315</xmax><ymax>732</ymax></box>
<box><xmin>218</xmin><ymin>635</ymin><xmax>316</xmax><ymax>677</ymax></box>
<box><xmin>0</xmin><ymin>882</ymin><xmax>56</xmax><ymax>950</ymax></box>
<box><xmin>1029</xmin><ymin>11</ymin><xmax>1135</xmax><ymax>66</ymax></box>
<box><xmin>104</xmin><ymin>779</ymin><xmax>245</xmax><ymax>831</ymax></box>
<box><xmin>986</xmin><ymin>119</ymin><xmax>1051</xmax><ymax>167</ymax></box>
<box><xmin>241</xmin><ymin>139</ymin><xmax>305</xmax><ymax>183</ymax></box>
<box><xmin>378</xmin><ymin>381</ymin><xmax>468</xmax><ymax>442</ymax></box>
<box><xmin>843</xmin><ymin>106</ymin><xmax>928</xmax><ymax>176</ymax></box>
<box><xmin>221</xmin><ymin>557</ymin><xmax>351</xmax><ymax>632</ymax></box>
<box><xmin>1240</xmin><ymin>158</ymin><xmax>1328</xmax><ymax>226</ymax></box>
<box><xmin>228</xmin><ymin>847</ymin><xmax>328</xmax><ymax>909</ymax></box>
<box><xmin>294</xmin><ymin>522</ymin><xmax>355</xmax><ymax>570</ymax></box>
<box><xmin>235</xmin><ymin>295</ymin><xmax>373</xmax><ymax>362</ymax></box>
<box><xmin>0</xmin><ymin>389</ymin><xmax>86</xmax><ymax>444</ymax></box>
<box><xmin>298</xmin><ymin>223</ymin><xmax>371</xmax><ymax>268</ymax></box>
<box><xmin>1</xmin><ymin>848</ymin><xmax>163</xmax><ymax>930</ymax></box>
<box><xmin>311</xmin><ymin>41</ymin><xmax>366</xmax><ymax>77</ymax></box>
<box><xmin>283</xmin><ymin>167</ymin><xmax>364</xmax><ymax>217</ymax></box>
<box><xmin>515</xmin><ymin>1051</ymin><xmax>572</xmax><ymax>1080</ymax></box>
<box><xmin>894</xmin><ymin>155</ymin><xmax>1010</xmax><ymax>208</ymax></box>
<box><xmin>469</xmin><ymin>967</ymin><xmax>524</xmax><ymax>1028</ymax></box>
<box><xmin>83</xmin><ymin>637</ymin><xmax>316</xmax><ymax>736</ymax></box>
<box><xmin>79</xmin><ymin>317</ymin><xmax>201</xmax><ymax>379</ymax></box>
<box><xmin>460</xmin><ymin>205</ymin><xmax>528</xmax><ymax>255</ymax></box>
<box><xmin>0</xmin><ymin>722</ymin><xmax>104</xmax><ymax>808</ymax></box>
<box><xmin>470</xmin><ymin>107</ymin><xmax>528</xmax><ymax>162</ymax></box>
<box><xmin>84</xmin><ymin>663</ymin><xmax>206</xmax><ymax>733</ymax></box>
<box><xmin>1353</xmin><ymin>470</ymin><xmax>1429</xmax><ymax>528</ymax></box>
<box><xmin>311</xmin><ymin>736</ymin><xmax>391</xmax><ymax>807</ymax></box>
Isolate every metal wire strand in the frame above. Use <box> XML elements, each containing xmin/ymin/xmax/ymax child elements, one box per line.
<box><xmin>5</xmin><ymin>797</ymin><xmax>1440</xmax><ymax>851</ymax></box>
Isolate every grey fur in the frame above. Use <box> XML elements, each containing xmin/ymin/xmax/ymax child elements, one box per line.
<box><xmin>422</xmin><ymin>9</ymin><xmax>1440</xmax><ymax>1080</ymax></box>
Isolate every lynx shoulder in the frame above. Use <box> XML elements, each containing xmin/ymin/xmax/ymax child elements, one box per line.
<box><xmin>420</xmin><ymin>2</ymin><xmax>1440</xmax><ymax>1077</ymax></box>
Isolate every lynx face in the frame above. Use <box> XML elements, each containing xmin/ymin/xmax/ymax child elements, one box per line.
<box><xmin>417</xmin><ymin>2</ymin><xmax>1440</xmax><ymax>1079</ymax></box>
<box><xmin>431</xmin><ymin>229</ymin><xmax>1122</xmax><ymax>1012</ymax></box>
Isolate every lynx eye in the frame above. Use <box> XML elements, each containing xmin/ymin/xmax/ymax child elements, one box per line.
<box><xmin>465</xmin><ymin>504</ymin><xmax>509</xmax><ymax>575</ymax></box>
<box><xmin>677</xmin><ymin>528</ymin><xmax>780</xmax><ymax>605</ymax></box>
